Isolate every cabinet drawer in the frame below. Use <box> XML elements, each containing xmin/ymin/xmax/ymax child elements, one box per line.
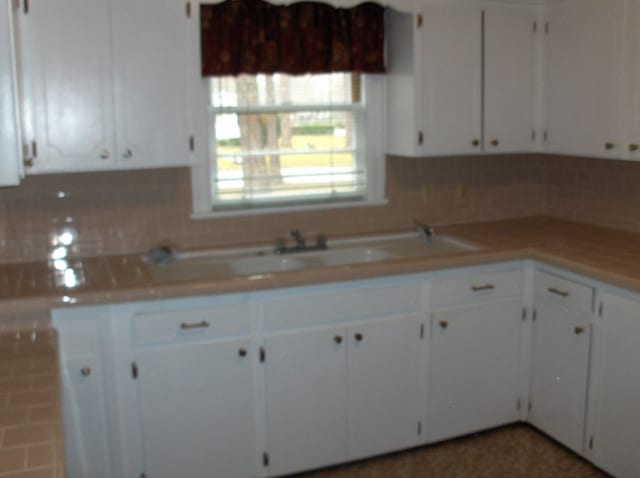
<box><xmin>431</xmin><ymin>269</ymin><xmax>523</xmax><ymax>308</ymax></box>
<box><xmin>263</xmin><ymin>281</ymin><xmax>422</xmax><ymax>332</ymax></box>
<box><xmin>534</xmin><ymin>271</ymin><xmax>593</xmax><ymax>315</ymax></box>
<box><xmin>132</xmin><ymin>303</ymin><xmax>251</xmax><ymax>346</ymax></box>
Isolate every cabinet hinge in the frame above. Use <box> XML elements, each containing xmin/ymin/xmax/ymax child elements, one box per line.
<box><xmin>420</xmin><ymin>323</ymin><xmax>424</xmax><ymax>339</ymax></box>
<box><xmin>543</xmin><ymin>131</ymin><xmax>548</xmax><ymax>142</ymax></box>
<box><xmin>522</xmin><ymin>308</ymin><xmax>527</xmax><ymax>321</ymax></box>
<box><xmin>23</xmin><ymin>0</ymin><xmax>28</xmax><ymax>14</ymax></box>
<box><xmin>31</xmin><ymin>141</ymin><xmax>37</xmax><ymax>159</ymax></box>
<box><xmin>417</xmin><ymin>421</ymin><xmax>422</xmax><ymax>435</ymax></box>
<box><xmin>598</xmin><ymin>302</ymin><xmax>603</xmax><ymax>318</ymax></box>
<box><xmin>418</xmin><ymin>131</ymin><xmax>424</xmax><ymax>146</ymax></box>
<box><xmin>532</xmin><ymin>308</ymin><xmax>537</xmax><ymax>322</ymax></box>
<box><xmin>532</xmin><ymin>130</ymin><xmax>536</xmax><ymax>142</ymax></box>
<box><xmin>533</xmin><ymin>21</ymin><xmax>537</xmax><ymax>33</ymax></box>
<box><xmin>527</xmin><ymin>401</ymin><xmax>532</xmax><ymax>412</ymax></box>
<box><xmin>516</xmin><ymin>399</ymin><xmax>521</xmax><ymax>411</ymax></box>
<box><xmin>589</xmin><ymin>435</ymin><xmax>594</xmax><ymax>450</ymax></box>
<box><xmin>189</xmin><ymin>135</ymin><xmax>195</xmax><ymax>152</ymax></box>
<box><xmin>131</xmin><ymin>362</ymin><xmax>138</xmax><ymax>379</ymax></box>
<box><xmin>259</xmin><ymin>346</ymin><xmax>266</xmax><ymax>363</ymax></box>
<box><xmin>544</xmin><ymin>22</ymin><xmax>549</xmax><ymax>34</ymax></box>
<box><xmin>262</xmin><ymin>452</ymin><xmax>270</xmax><ymax>467</ymax></box>
<box><xmin>416</xmin><ymin>14</ymin><xmax>423</xmax><ymax>28</ymax></box>
<box><xmin>186</xmin><ymin>2</ymin><xmax>191</xmax><ymax>18</ymax></box>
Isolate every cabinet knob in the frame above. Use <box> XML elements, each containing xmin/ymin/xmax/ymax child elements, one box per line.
<box><xmin>80</xmin><ymin>367</ymin><xmax>91</xmax><ymax>377</ymax></box>
<box><xmin>490</xmin><ymin>139</ymin><xmax>499</xmax><ymax>147</ymax></box>
<box><xmin>23</xmin><ymin>158</ymin><xmax>34</xmax><ymax>168</ymax></box>
<box><xmin>630</xmin><ymin>144</ymin><xmax>639</xmax><ymax>152</ymax></box>
<box><xmin>605</xmin><ymin>142</ymin><xmax>615</xmax><ymax>151</ymax></box>
<box><xmin>439</xmin><ymin>320</ymin><xmax>448</xmax><ymax>329</ymax></box>
<box><xmin>471</xmin><ymin>139</ymin><xmax>480</xmax><ymax>148</ymax></box>
<box><xmin>354</xmin><ymin>333</ymin><xmax>363</xmax><ymax>342</ymax></box>
<box><xmin>100</xmin><ymin>149</ymin><xmax>110</xmax><ymax>159</ymax></box>
<box><xmin>238</xmin><ymin>348</ymin><xmax>247</xmax><ymax>357</ymax></box>
<box><xmin>123</xmin><ymin>149</ymin><xmax>133</xmax><ymax>159</ymax></box>
<box><xmin>574</xmin><ymin>326</ymin><xmax>586</xmax><ymax>335</ymax></box>
<box><xmin>333</xmin><ymin>335</ymin><xmax>343</xmax><ymax>344</ymax></box>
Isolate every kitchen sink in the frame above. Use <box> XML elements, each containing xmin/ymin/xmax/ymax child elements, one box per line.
<box><xmin>230</xmin><ymin>256</ymin><xmax>308</xmax><ymax>276</ymax></box>
<box><xmin>318</xmin><ymin>247</ymin><xmax>398</xmax><ymax>266</ymax></box>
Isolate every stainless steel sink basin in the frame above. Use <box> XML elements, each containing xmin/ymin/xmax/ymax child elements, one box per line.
<box><xmin>230</xmin><ymin>256</ymin><xmax>308</xmax><ymax>275</ymax></box>
<box><xmin>318</xmin><ymin>248</ymin><xmax>398</xmax><ymax>266</ymax></box>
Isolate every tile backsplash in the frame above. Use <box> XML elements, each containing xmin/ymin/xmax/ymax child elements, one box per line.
<box><xmin>2</xmin><ymin>153</ymin><xmax>639</xmax><ymax>264</ymax></box>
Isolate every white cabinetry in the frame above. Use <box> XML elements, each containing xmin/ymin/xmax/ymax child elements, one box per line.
<box><xmin>263</xmin><ymin>281</ymin><xmax>424</xmax><ymax>476</ymax></box>
<box><xmin>386</xmin><ymin>2</ymin><xmax>537</xmax><ymax>157</ymax></box>
<box><xmin>0</xmin><ymin>0</ymin><xmax>23</xmax><ymax>186</ymax></box>
<box><xmin>542</xmin><ymin>0</ymin><xmax>625</xmax><ymax>159</ymax></box>
<box><xmin>586</xmin><ymin>292</ymin><xmax>640</xmax><ymax>478</ymax></box>
<box><xmin>528</xmin><ymin>272</ymin><xmax>593</xmax><ymax>454</ymax></box>
<box><xmin>18</xmin><ymin>0</ymin><xmax>193</xmax><ymax>173</ymax></box>
<box><xmin>427</xmin><ymin>269</ymin><xmax>525</xmax><ymax>442</ymax></box>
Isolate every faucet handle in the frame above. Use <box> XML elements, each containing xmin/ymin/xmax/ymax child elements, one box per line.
<box><xmin>413</xmin><ymin>219</ymin><xmax>435</xmax><ymax>240</ymax></box>
<box><xmin>316</xmin><ymin>234</ymin><xmax>328</xmax><ymax>249</ymax></box>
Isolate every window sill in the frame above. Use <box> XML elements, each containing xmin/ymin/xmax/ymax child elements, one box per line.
<box><xmin>191</xmin><ymin>198</ymin><xmax>389</xmax><ymax>220</ymax></box>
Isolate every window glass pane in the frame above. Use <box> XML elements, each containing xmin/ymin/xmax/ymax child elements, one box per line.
<box><xmin>210</xmin><ymin>74</ymin><xmax>364</xmax><ymax>209</ymax></box>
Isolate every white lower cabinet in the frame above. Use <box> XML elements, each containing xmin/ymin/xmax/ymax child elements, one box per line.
<box><xmin>134</xmin><ymin>338</ymin><xmax>258</xmax><ymax>478</ymax></box>
<box><xmin>528</xmin><ymin>300</ymin><xmax>591</xmax><ymax>453</ymax></box>
<box><xmin>54</xmin><ymin>262</ymin><xmax>640</xmax><ymax>478</ymax></box>
<box><xmin>586</xmin><ymin>292</ymin><xmax>640</xmax><ymax>478</ymax></box>
<box><xmin>428</xmin><ymin>299</ymin><xmax>523</xmax><ymax>442</ymax></box>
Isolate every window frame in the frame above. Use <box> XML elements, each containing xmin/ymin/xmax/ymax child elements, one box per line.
<box><xmin>191</xmin><ymin>74</ymin><xmax>387</xmax><ymax>219</ymax></box>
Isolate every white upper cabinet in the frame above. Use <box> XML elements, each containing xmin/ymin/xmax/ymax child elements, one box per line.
<box><xmin>17</xmin><ymin>0</ymin><xmax>194</xmax><ymax>174</ymax></box>
<box><xmin>18</xmin><ymin>0</ymin><xmax>116</xmax><ymax>172</ymax></box>
<box><xmin>484</xmin><ymin>4</ymin><xmax>538</xmax><ymax>153</ymax></box>
<box><xmin>542</xmin><ymin>0</ymin><xmax>625</xmax><ymax>159</ymax></box>
<box><xmin>0</xmin><ymin>0</ymin><xmax>23</xmax><ymax>186</ymax></box>
<box><xmin>386</xmin><ymin>1</ymin><xmax>538</xmax><ymax>157</ymax></box>
<box><xmin>111</xmin><ymin>0</ymin><xmax>192</xmax><ymax>169</ymax></box>
<box><xmin>622</xmin><ymin>0</ymin><xmax>640</xmax><ymax>159</ymax></box>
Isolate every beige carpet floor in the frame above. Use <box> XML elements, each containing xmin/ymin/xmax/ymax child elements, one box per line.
<box><xmin>292</xmin><ymin>425</ymin><xmax>611</xmax><ymax>478</ymax></box>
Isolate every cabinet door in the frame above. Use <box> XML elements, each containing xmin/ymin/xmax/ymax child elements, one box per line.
<box><xmin>587</xmin><ymin>293</ymin><xmax>640</xmax><ymax>478</ymax></box>
<box><xmin>347</xmin><ymin>315</ymin><xmax>423</xmax><ymax>460</ymax></box>
<box><xmin>421</xmin><ymin>4</ymin><xmax>482</xmax><ymax>156</ymax></box>
<box><xmin>543</xmin><ymin>0</ymin><xmax>624</xmax><ymax>158</ymax></box>
<box><xmin>484</xmin><ymin>5</ymin><xmax>537</xmax><ymax>153</ymax></box>
<box><xmin>18</xmin><ymin>0</ymin><xmax>116</xmax><ymax>173</ymax></box>
<box><xmin>528</xmin><ymin>302</ymin><xmax>590</xmax><ymax>454</ymax></box>
<box><xmin>0</xmin><ymin>0</ymin><xmax>22</xmax><ymax>186</ymax></box>
<box><xmin>265</xmin><ymin>325</ymin><xmax>348</xmax><ymax>477</ymax></box>
<box><xmin>111</xmin><ymin>0</ymin><xmax>192</xmax><ymax>169</ymax></box>
<box><xmin>61</xmin><ymin>356</ymin><xmax>111</xmax><ymax>478</ymax></box>
<box><xmin>428</xmin><ymin>299</ymin><xmax>522</xmax><ymax>443</ymax></box>
<box><xmin>135</xmin><ymin>338</ymin><xmax>258</xmax><ymax>478</ymax></box>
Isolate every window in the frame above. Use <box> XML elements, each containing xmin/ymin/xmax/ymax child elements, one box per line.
<box><xmin>192</xmin><ymin>73</ymin><xmax>386</xmax><ymax>217</ymax></box>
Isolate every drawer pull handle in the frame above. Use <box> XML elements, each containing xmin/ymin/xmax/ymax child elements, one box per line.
<box><xmin>471</xmin><ymin>284</ymin><xmax>495</xmax><ymax>292</ymax></box>
<box><xmin>180</xmin><ymin>320</ymin><xmax>210</xmax><ymax>330</ymax></box>
<box><xmin>574</xmin><ymin>326</ymin><xmax>586</xmax><ymax>335</ymax></box>
<box><xmin>548</xmin><ymin>287</ymin><xmax>570</xmax><ymax>298</ymax></box>
<box><xmin>354</xmin><ymin>333</ymin><xmax>364</xmax><ymax>342</ymax></box>
<box><xmin>238</xmin><ymin>348</ymin><xmax>247</xmax><ymax>357</ymax></box>
<box><xmin>439</xmin><ymin>320</ymin><xmax>448</xmax><ymax>329</ymax></box>
<box><xmin>334</xmin><ymin>335</ymin><xmax>343</xmax><ymax>344</ymax></box>
<box><xmin>80</xmin><ymin>367</ymin><xmax>91</xmax><ymax>377</ymax></box>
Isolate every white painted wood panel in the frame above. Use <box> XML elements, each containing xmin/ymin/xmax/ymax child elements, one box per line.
<box><xmin>528</xmin><ymin>301</ymin><xmax>590</xmax><ymax>454</ymax></box>
<box><xmin>19</xmin><ymin>0</ymin><xmax>116</xmax><ymax>172</ymax></box>
<box><xmin>135</xmin><ymin>338</ymin><xmax>258</xmax><ymax>478</ymax></box>
<box><xmin>347</xmin><ymin>315</ymin><xmax>423</xmax><ymax>460</ymax></box>
<box><xmin>265</xmin><ymin>325</ymin><xmax>348</xmax><ymax>476</ymax></box>
<box><xmin>484</xmin><ymin>4</ymin><xmax>537</xmax><ymax>152</ymax></box>
<box><xmin>428</xmin><ymin>299</ymin><xmax>523</xmax><ymax>442</ymax></box>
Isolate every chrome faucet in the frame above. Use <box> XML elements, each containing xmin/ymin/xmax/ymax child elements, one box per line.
<box><xmin>274</xmin><ymin>230</ymin><xmax>328</xmax><ymax>254</ymax></box>
<box><xmin>414</xmin><ymin>220</ymin><xmax>435</xmax><ymax>242</ymax></box>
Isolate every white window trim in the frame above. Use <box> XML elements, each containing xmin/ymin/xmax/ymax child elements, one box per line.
<box><xmin>191</xmin><ymin>75</ymin><xmax>387</xmax><ymax>219</ymax></box>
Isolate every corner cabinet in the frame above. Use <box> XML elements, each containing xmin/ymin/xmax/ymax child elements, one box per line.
<box><xmin>17</xmin><ymin>0</ymin><xmax>195</xmax><ymax>174</ymax></box>
<box><xmin>0</xmin><ymin>0</ymin><xmax>23</xmax><ymax>186</ymax></box>
<box><xmin>386</xmin><ymin>2</ymin><xmax>538</xmax><ymax>157</ymax></box>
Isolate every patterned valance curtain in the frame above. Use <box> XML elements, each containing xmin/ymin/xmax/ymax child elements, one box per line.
<box><xmin>200</xmin><ymin>0</ymin><xmax>385</xmax><ymax>76</ymax></box>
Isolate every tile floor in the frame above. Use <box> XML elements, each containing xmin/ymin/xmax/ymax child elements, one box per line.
<box><xmin>293</xmin><ymin>425</ymin><xmax>610</xmax><ymax>478</ymax></box>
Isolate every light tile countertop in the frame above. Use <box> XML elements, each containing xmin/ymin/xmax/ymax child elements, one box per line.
<box><xmin>3</xmin><ymin>216</ymin><xmax>640</xmax><ymax>314</ymax></box>
<box><xmin>3</xmin><ymin>215</ymin><xmax>640</xmax><ymax>477</ymax></box>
